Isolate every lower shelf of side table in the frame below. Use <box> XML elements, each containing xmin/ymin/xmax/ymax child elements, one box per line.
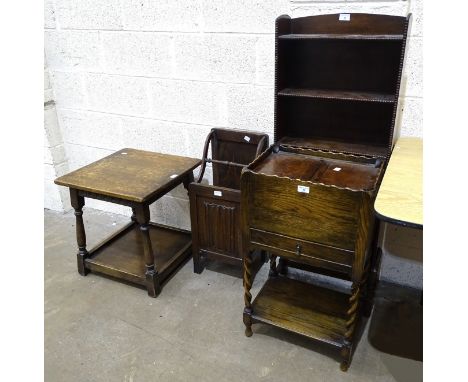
<box><xmin>85</xmin><ymin>222</ymin><xmax>192</xmax><ymax>286</ymax></box>
<box><xmin>250</xmin><ymin>276</ymin><xmax>350</xmax><ymax>348</ymax></box>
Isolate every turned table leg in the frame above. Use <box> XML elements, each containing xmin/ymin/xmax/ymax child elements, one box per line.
<box><xmin>70</xmin><ymin>189</ymin><xmax>88</xmax><ymax>276</ymax></box>
<box><xmin>341</xmin><ymin>282</ymin><xmax>360</xmax><ymax>371</ymax></box>
<box><xmin>134</xmin><ymin>204</ymin><xmax>161</xmax><ymax>297</ymax></box>
<box><xmin>243</xmin><ymin>250</ymin><xmax>254</xmax><ymax>337</ymax></box>
<box><xmin>186</xmin><ymin>171</ymin><xmax>203</xmax><ymax>274</ymax></box>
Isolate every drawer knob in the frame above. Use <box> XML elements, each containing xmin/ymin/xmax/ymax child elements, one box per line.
<box><xmin>296</xmin><ymin>244</ymin><xmax>302</xmax><ymax>256</ymax></box>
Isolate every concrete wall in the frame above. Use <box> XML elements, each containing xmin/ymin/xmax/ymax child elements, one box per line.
<box><xmin>44</xmin><ymin>61</ymin><xmax>70</xmax><ymax>211</ymax></box>
<box><xmin>44</xmin><ymin>0</ymin><xmax>423</xmax><ymax>287</ymax></box>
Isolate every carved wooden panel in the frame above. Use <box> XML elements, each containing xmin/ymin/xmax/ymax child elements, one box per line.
<box><xmin>202</xmin><ymin>202</ymin><xmax>237</xmax><ymax>255</ymax></box>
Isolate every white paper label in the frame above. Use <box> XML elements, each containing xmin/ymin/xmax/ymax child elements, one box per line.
<box><xmin>339</xmin><ymin>13</ymin><xmax>350</xmax><ymax>21</ymax></box>
<box><xmin>170</xmin><ymin>174</ymin><xmax>178</xmax><ymax>179</ymax></box>
<box><xmin>214</xmin><ymin>190</ymin><xmax>223</xmax><ymax>197</ymax></box>
<box><xmin>244</xmin><ymin>135</ymin><xmax>251</xmax><ymax>142</ymax></box>
<box><xmin>333</xmin><ymin>167</ymin><xmax>342</xmax><ymax>172</ymax></box>
<box><xmin>121</xmin><ymin>152</ymin><xmax>127</xmax><ymax>155</ymax></box>
<box><xmin>297</xmin><ymin>185</ymin><xmax>310</xmax><ymax>194</ymax></box>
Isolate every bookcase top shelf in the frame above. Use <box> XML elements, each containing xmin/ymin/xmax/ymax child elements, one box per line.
<box><xmin>278</xmin><ymin>33</ymin><xmax>404</xmax><ymax>41</ymax></box>
<box><xmin>279</xmin><ymin>13</ymin><xmax>410</xmax><ymax>36</ymax></box>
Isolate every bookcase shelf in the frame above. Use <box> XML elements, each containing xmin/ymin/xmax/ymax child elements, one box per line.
<box><xmin>278</xmin><ymin>33</ymin><xmax>404</xmax><ymax>41</ymax></box>
<box><xmin>278</xmin><ymin>136</ymin><xmax>389</xmax><ymax>157</ymax></box>
<box><xmin>277</xmin><ymin>88</ymin><xmax>395</xmax><ymax>103</ymax></box>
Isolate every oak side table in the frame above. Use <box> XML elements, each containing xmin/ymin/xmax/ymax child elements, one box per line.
<box><xmin>55</xmin><ymin>148</ymin><xmax>201</xmax><ymax>297</ymax></box>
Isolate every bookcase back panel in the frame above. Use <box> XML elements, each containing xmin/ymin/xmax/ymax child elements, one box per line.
<box><xmin>280</xmin><ymin>39</ymin><xmax>402</xmax><ymax>94</ymax></box>
<box><xmin>276</xmin><ymin>97</ymin><xmax>394</xmax><ymax>147</ymax></box>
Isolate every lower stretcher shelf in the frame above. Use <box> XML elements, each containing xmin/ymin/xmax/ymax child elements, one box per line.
<box><xmin>85</xmin><ymin>222</ymin><xmax>192</xmax><ymax>285</ymax></box>
<box><xmin>250</xmin><ymin>276</ymin><xmax>350</xmax><ymax>348</ymax></box>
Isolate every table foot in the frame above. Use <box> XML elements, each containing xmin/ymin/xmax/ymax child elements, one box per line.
<box><xmin>243</xmin><ymin>308</ymin><xmax>253</xmax><ymax>337</ymax></box>
<box><xmin>340</xmin><ymin>342</ymin><xmax>352</xmax><ymax>372</ymax></box>
<box><xmin>193</xmin><ymin>251</ymin><xmax>204</xmax><ymax>274</ymax></box>
<box><xmin>77</xmin><ymin>253</ymin><xmax>89</xmax><ymax>276</ymax></box>
<box><xmin>145</xmin><ymin>268</ymin><xmax>161</xmax><ymax>298</ymax></box>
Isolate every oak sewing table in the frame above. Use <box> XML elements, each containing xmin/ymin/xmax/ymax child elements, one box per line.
<box><xmin>370</xmin><ymin>137</ymin><xmax>423</xmax><ymax>360</ymax></box>
<box><xmin>55</xmin><ymin>148</ymin><xmax>201</xmax><ymax>297</ymax></box>
<box><xmin>240</xmin><ymin>12</ymin><xmax>411</xmax><ymax>371</ymax></box>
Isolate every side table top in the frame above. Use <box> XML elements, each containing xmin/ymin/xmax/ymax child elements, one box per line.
<box><xmin>55</xmin><ymin>148</ymin><xmax>201</xmax><ymax>202</ymax></box>
<box><xmin>374</xmin><ymin>137</ymin><xmax>423</xmax><ymax>228</ymax></box>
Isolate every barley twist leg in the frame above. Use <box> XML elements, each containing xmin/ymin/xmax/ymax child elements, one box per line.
<box><xmin>341</xmin><ymin>283</ymin><xmax>361</xmax><ymax>371</ymax></box>
<box><xmin>243</xmin><ymin>250</ymin><xmax>254</xmax><ymax>337</ymax></box>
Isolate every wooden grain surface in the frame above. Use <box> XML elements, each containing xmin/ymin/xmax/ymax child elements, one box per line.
<box><xmin>251</xmin><ymin>276</ymin><xmax>349</xmax><ymax>347</ymax></box>
<box><xmin>251</xmin><ymin>150</ymin><xmax>382</xmax><ymax>190</ymax></box>
<box><xmin>85</xmin><ymin>222</ymin><xmax>191</xmax><ymax>284</ymax></box>
<box><xmin>243</xmin><ymin>11</ymin><xmax>410</xmax><ymax>371</ymax></box>
<box><xmin>278</xmin><ymin>136</ymin><xmax>389</xmax><ymax>158</ymax></box>
<box><xmin>245</xmin><ymin>171</ymin><xmax>361</xmax><ymax>250</ymax></box>
<box><xmin>55</xmin><ymin>148</ymin><xmax>201</xmax><ymax>202</ymax></box>
<box><xmin>374</xmin><ymin>137</ymin><xmax>422</xmax><ymax>227</ymax></box>
<box><xmin>277</xmin><ymin>87</ymin><xmax>395</xmax><ymax>103</ymax></box>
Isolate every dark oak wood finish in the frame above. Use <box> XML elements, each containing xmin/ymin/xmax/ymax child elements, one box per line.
<box><xmin>242</xmin><ymin>13</ymin><xmax>410</xmax><ymax>371</ymax></box>
<box><xmin>55</xmin><ymin>148</ymin><xmax>201</xmax><ymax>297</ymax></box>
<box><xmin>278</xmin><ymin>136</ymin><xmax>389</xmax><ymax>158</ymax></box>
<box><xmin>70</xmin><ymin>189</ymin><xmax>88</xmax><ymax>276</ymax></box>
<box><xmin>55</xmin><ymin>148</ymin><xmax>200</xmax><ymax>203</ymax></box>
<box><xmin>278</xmin><ymin>34</ymin><xmax>404</xmax><ymax>40</ymax></box>
<box><xmin>85</xmin><ymin>222</ymin><xmax>192</xmax><ymax>287</ymax></box>
<box><xmin>277</xmin><ymin>87</ymin><xmax>395</xmax><ymax>103</ymax></box>
<box><xmin>189</xmin><ymin>128</ymin><xmax>269</xmax><ymax>274</ymax></box>
<box><xmin>251</xmin><ymin>277</ymin><xmax>350</xmax><ymax>347</ymax></box>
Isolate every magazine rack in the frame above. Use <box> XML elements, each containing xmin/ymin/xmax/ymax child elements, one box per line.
<box><xmin>189</xmin><ymin>128</ymin><xmax>269</xmax><ymax>274</ymax></box>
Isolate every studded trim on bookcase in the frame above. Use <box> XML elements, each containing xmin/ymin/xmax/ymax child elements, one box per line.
<box><xmin>274</xmin><ymin>15</ymin><xmax>291</xmax><ymax>144</ymax></box>
<box><xmin>387</xmin><ymin>14</ymin><xmax>412</xmax><ymax>160</ymax></box>
<box><xmin>279</xmin><ymin>144</ymin><xmax>383</xmax><ymax>160</ymax></box>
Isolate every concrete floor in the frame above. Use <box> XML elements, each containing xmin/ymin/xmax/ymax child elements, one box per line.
<box><xmin>45</xmin><ymin>208</ymin><xmax>422</xmax><ymax>382</ymax></box>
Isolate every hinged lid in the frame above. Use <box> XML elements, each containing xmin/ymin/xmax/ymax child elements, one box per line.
<box><xmin>274</xmin><ymin>13</ymin><xmax>411</xmax><ymax>158</ymax></box>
